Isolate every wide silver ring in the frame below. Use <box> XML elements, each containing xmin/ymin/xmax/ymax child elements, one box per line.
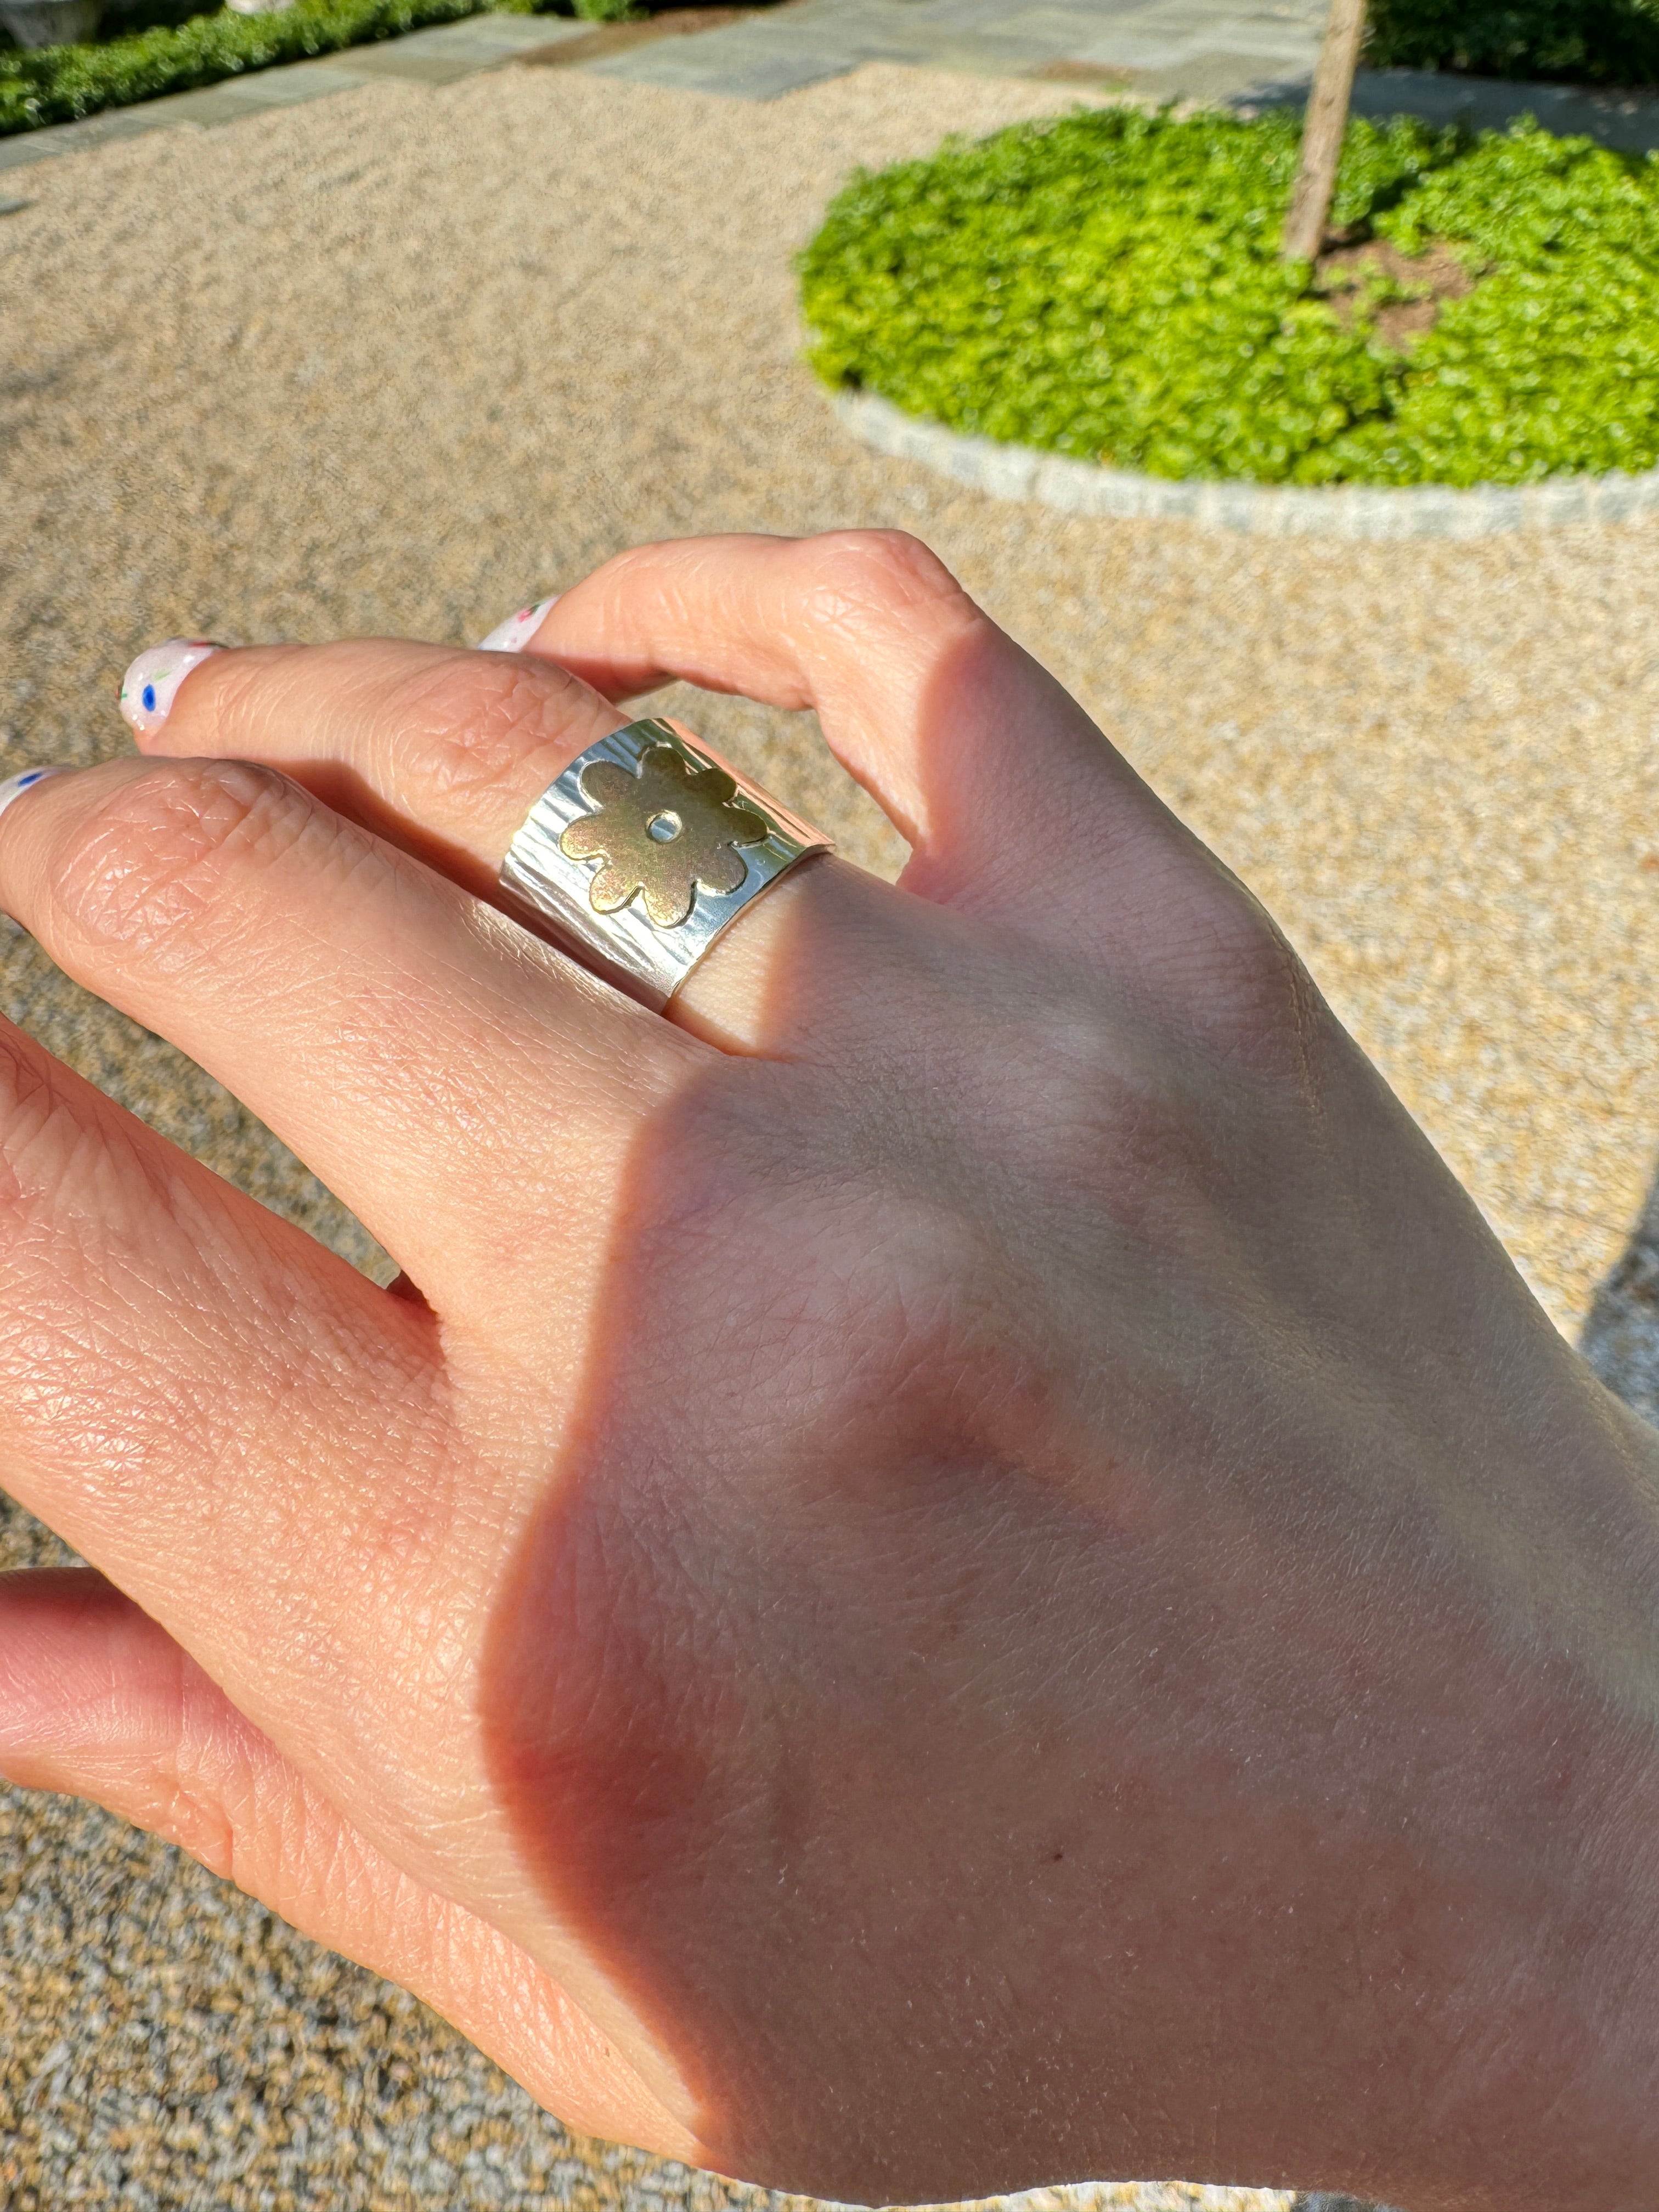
<box><xmin>498</xmin><ymin>717</ymin><xmax>834</xmax><ymax>1012</ymax></box>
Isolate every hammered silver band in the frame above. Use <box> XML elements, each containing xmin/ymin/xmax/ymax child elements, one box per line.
<box><xmin>498</xmin><ymin>718</ymin><xmax>833</xmax><ymax>1012</ymax></box>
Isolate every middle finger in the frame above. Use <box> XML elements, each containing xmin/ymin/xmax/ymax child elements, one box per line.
<box><xmin>121</xmin><ymin>636</ymin><xmax>918</xmax><ymax>1058</ymax></box>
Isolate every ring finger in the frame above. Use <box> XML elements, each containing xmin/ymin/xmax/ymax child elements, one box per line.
<box><xmin>121</xmin><ymin>630</ymin><xmax>916</xmax><ymax>1062</ymax></box>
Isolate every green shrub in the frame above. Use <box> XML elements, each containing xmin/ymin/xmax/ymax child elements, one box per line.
<box><xmin>798</xmin><ymin>107</ymin><xmax>1659</xmax><ymax>487</ymax></box>
<box><xmin>0</xmin><ymin>0</ymin><xmax>481</xmax><ymax>131</ymax></box>
<box><xmin>1367</xmin><ymin>0</ymin><xmax>1659</xmax><ymax>86</ymax></box>
<box><xmin>0</xmin><ymin>0</ymin><xmax>644</xmax><ymax>136</ymax></box>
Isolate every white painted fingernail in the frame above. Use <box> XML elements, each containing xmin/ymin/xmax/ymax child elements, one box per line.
<box><xmin>0</xmin><ymin>767</ymin><xmax>69</xmax><ymax>823</ymax></box>
<box><xmin>119</xmin><ymin>640</ymin><xmax>222</xmax><ymax>737</ymax></box>
<box><xmin>477</xmin><ymin>595</ymin><xmax>558</xmax><ymax>654</ymax></box>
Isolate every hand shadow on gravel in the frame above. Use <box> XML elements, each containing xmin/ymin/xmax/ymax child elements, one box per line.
<box><xmin>1581</xmin><ymin>1157</ymin><xmax>1659</xmax><ymax>1430</ymax></box>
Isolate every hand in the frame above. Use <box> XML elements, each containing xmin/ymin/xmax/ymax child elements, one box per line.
<box><xmin>0</xmin><ymin>531</ymin><xmax>1656</xmax><ymax>2211</ymax></box>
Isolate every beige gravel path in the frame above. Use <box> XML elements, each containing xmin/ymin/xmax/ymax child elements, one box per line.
<box><xmin>0</xmin><ymin>52</ymin><xmax>1654</xmax><ymax>2208</ymax></box>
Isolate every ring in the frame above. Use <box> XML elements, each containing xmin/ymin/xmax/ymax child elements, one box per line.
<box><xmin>498</xmin><ymin>718</ymin><xmax>834</xmax><ymax>1012</ymax></box>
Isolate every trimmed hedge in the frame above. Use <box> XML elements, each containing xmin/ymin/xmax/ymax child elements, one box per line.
<box><xmin>799</xmin><ymin>107</ymin><xmax>1659</xmax><ymax>488</ymax></box>
<box><xmin>1367</xmin><ymin>0</ymin><xmax>1659</xmax><ymax>85</ymax></box>
<box><xmin>0</xmin><ymin>0</ymin><xmax>631</xmax><ymax>137</ymax></box>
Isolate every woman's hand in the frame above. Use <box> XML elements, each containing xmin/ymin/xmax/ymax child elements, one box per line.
<box><xmin>1</xmin><ymin>531</ymin><xmax>1656</xmax><ymax>2211</ymax></box>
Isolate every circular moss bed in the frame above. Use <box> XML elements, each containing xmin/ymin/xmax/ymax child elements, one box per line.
<box><xmin>798</xmin><ymin>109</ymin><xmax>1659</xmax><ymax>489</ymax></box>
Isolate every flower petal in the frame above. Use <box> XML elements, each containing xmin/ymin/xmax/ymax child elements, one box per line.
<box><xmin>641</xmin><ymin>874</ymin><xmax>697</xmax><ymax>930</ymax></box>
<box><xmin>721</xmin><ymin>803</ymin><xmax>769</xmax><ymax>850</ymax></box>
<box><xmin>589</xmin><ymin>864</ymin><xmax>642</xmax><ymax>916</ymax></box>
<box><xmin>577</xmin><ymin>760</ymin><xmax>641</xmax><ymax>809</ymax></box>
<box><xmin>559</xmin><ymin>816</ymin><xmax>612</xmax><ymax>864</ymax></box>
<box><xmin>696</xmin><ymin>846</ymin><xmax>749</xmax><ymax>900</ymax></box>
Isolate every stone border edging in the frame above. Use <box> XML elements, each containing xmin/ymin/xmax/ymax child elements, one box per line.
<box><xmin>833</xmin><ymin>389</ymin><xmax>1659</xmax><ymax>538</ymax></box>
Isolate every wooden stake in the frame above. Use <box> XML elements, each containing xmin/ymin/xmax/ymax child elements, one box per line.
<box><xmin>1281</xmin><ymin>0</ymin><xmax>1369</xmax><ymax>266</ymax></box>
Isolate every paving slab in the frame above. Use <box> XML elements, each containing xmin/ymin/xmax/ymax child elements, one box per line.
<box><xmin>415</xmin><ymin>10</ymin><xmax>583</xmax><ymax>43</ymax></box>
<box><xmin>995</xmin><ymin>3</ymin><xmax>1159</xmax><ymax>34</ymax></box>
<box><xmin>1196</xmin><ymin>24</ymin><xmax>1327</xmax><ymax>59</ymax></box>
<box><xmin>1119</xmin><ymin>0</ymin><xmax>1318</xmax><ymax>32</ymax></box>
<box><xmin>336</xmin><ymin>12</ymin><xmax>579</xmax><ymax>69</ymax></box>
<box><xmin>0</xmin><ymin>99</ymin><xmax>206</xmax><ymax>165</ymax></box>
<box><xmin>207</xmin><ymin>57</ymin><xmax>381</xmax><ymax>101</ymax></box>
<box><xmin>868</xmin><ymin>0</ymin><xmax>1137</xmax><ymax>25</ymax></box>
<box><xmin>1345</xmin><ymin>64</ymin><xmax>1659</xmax><ymax>150</ymax></box>
<box><xmin>1067</xmin><ymin>28</ymin><xmax>1206</xmax><ymax>66</ymax></box>
<box><xmin>338</xmin><ymin>42</ymin><xmax>509</xmax><ymax>81</ymax></box>
<box><xmin>1135</xmin><ymin>46</ymin><xmax>1308</xmax><ymax>98</ymax></box>
<box><xmin>584</xmin><ymin>0</ymin><xmax>1324</xmax><ymax>94</ymax></box>
<box><xmin>97</xmin><ymin>77</ymin><xmax>280</xmax><ymax>123</ymax></box>
<box><xmin>908</xmin><ymin>30</ymin><xmax>1067</xmax><ymax>69</ymax></box>
<box><xmin>586</xmin><ymin>21</ymin><xmax>860</xmax><ymax>92</ymax></box>
<box><xmin>2</xmin><ymin>0</ymin><xmax>1654</xmax><ymax>160</ymax></box>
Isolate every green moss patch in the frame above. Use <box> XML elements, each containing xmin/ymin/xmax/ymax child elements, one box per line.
<box><xmin>798</xmin><ymin>108</ymin><xmax>1659</xmax><ymax>488</ymax></box>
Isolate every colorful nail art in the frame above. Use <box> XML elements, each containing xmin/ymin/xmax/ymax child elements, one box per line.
<box><xmin>0</xmin><ymin>767</ymin><xmax>68</xmax><ymax>822</ymax></box>
<box><xmin>477</xmin><ymin>595</ymin><xmax>559</xmax><ymax>654</ymax></box>
<box><xmin>119</xmin><ymin>640</ymin><xmax>222</xmax><ymax>737</ymax></box>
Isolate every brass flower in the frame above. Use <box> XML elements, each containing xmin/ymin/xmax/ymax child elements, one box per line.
<box><xmin>559</xmin><ymin>743</ymin><xmax>770</xmax><ymax>929</ymax></box>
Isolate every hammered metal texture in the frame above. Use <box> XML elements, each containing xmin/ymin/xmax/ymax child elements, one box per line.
<box><xmin>499</xmin><ymin>718</ymin><xmax>833</xmax><ymax>1010</ymax></box>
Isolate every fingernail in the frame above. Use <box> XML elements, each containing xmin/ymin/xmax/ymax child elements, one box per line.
<box><xmin>477</xmin><ymin>595</ymin><xmax>558</xmax><ymax>654</ymax></box>
<box><xmin>119</xmin><ymin>640</ymin><xmax>222</xmax><ymax>737</ymax></box>
<box><xmin>0</xmin><ymin>767</ymin><xmax>69</xmax><ymax>823</ymax></box>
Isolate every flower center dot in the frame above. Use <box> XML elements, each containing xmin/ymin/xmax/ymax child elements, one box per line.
<box><xmin>647</xmin><ymin>811</ymin><xmax>682</xmax><ymax>843</ymax></box>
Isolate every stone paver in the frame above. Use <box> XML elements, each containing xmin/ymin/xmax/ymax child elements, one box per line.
<box><xmin>835</xmin><ymin>388</ymin><xmax>1659</xmax><ymax>536</ymax></box>
<box><xmin>588</xmin><ymin>0</ymin><xmax>1325</xmax><ymax>100</ymax></box>
<box><xmin>5</xmin><ymin>0</ymin><xmax>1658</xmax><ymax>170</ymax></box>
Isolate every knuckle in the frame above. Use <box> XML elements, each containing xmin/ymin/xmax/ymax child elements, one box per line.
<box><xmin>161</xmin><ymin>1657</ymin><xmax>358</xmax><ymax>1909</ymax></box>
<box><xmin>0</xmin><ymin>1031</ymin><xmax>76</xmax><ymax>1205</ymax></box>
<box><xmin>155</xmin><ymin>1666</ymin><xmax>249</xmax><ymax>1884</ymax></box>
<box><xmin>201</xmin><ymin>637</ymin><xmax>294</xmax><ymax>744</ymax></box>
<box><xmin>1186</xmin><ymin>888</ymin><xmax>1325</xmax><ymax>1082</ymax></box>
<box><xmin>161</xmin><ymin>1771</ymin><xmax>242</xmax><ymax>1886</ymax></box>
<box><xmin>797</xmin><ymin>528</ymin><xmax>975</xmax><ymax>630</ymax></box>
<box><xmin>388</xmin><ymin>654</ymin><xmax>591</xmax><ymax>810</ymax></box>
<box><xmin>45</xmin><ymin>759</ymin><xmax>316</xmax><ymax>962</ymax></box>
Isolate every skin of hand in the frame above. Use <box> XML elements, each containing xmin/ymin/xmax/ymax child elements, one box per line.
<box><xmin>0</xmin><ymin>529</ymin><xmax>1656</xmax><ymax>2211</ymax></box>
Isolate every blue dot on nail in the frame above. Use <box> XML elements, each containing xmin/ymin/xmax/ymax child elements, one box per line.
<box><xmin>17</xmin><ymin>772</ymin><xmax>42</xmax><ymax>789</ymax></box>
<box><xmin>141</xmin><ymin>684</ymin><xmax>157</xmax><ymax>713</ymax></box>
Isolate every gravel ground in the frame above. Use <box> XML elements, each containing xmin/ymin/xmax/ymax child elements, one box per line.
<box><xmin>1</xmin><ymin>54</ymin><xmax>1656</xmax><ymax>2208</ymax></box>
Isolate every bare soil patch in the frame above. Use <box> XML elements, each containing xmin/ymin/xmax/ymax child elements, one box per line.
<box><xmin>1313</xmin><ymin>235</ymin><xmax>1476</xmax><ymax>350</ymax></box>
<box><xmin>1034</xmin><ymin>57</ymin><xmax>1139</xmax><ymax>86</ymax></box>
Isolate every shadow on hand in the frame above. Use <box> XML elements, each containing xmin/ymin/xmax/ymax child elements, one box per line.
<box><xmin>473</xmin><ymin>635</ymin><xmax>1149</xmax><ymax>2206</ymax></box>
<box><xmin>474</xmin><ymin>624</ymin><xmax>1645</xmax><ymax>2212</ymax></box>
<box><xmin>475</xmin><ymin>895</ymin><xmax>1122</xmax><ymax>2203</ymax></box>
